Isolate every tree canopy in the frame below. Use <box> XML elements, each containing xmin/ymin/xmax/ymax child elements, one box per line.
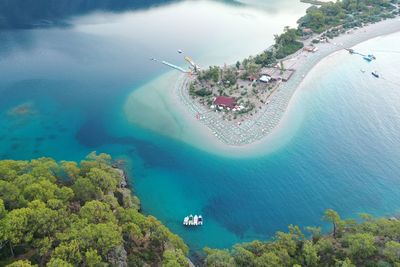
<box><xmin>0</xmin><ymin>153</ymin><xmax>188</xmax><ymax>266</ymax></box>
<box><xmin>204</xmin><ymin>211</ymin><xmax>400</xmax><ymax>267</ymax></box>
<box><xmin>298</xmin><ymin>0</ymin><xmax>397</xmax><ymax>33</ymax></box>
<box><xmin>2</xmin><ymin>154</ymin><xmax>400</xmax><ymax>266</ymax></box>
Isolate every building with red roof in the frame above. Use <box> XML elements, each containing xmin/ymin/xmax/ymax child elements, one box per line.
<box><xmin>214</xmin><ymin>96</ymin><xmax>236</xmax><ymax>109</ymax></box>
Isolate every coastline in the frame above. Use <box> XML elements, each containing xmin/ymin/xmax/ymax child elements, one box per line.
<box><xmin>174</xmin><ymin>18</ymin><xmax>400</xmax><ymax>154</ymax></box>
<box><xmin>125</xmin><ymin>18</ymin><xmax>400</xmax><ymax>157</ymax></box>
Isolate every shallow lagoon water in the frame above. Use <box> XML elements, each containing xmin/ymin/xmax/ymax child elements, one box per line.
<box><xmin>131</xmin><ymin>34</ymin><xmax>400</xmax><ymax>251</ymax></box>
<box><xmin>1</xmin><ymin>0</ymin><xmax>400</xmax><ymax>252</ymax></box>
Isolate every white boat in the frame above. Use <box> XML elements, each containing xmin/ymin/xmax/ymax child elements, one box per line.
<box><xmin>363</xmin><ymin>54</ymin><xmax>376</xmax><ymax>62</ymax></box>
<box><xmin>178</xmin><ymin>49</ymin><xmax>183</xmax><ymax>54</ymax></box>
<box><xmin>183</xmin><ymin>214</ymin><xmax>203</xmax><ymax>226</ymax></box>
<box><xmin>363</xmin><ymin>55</ymin><xmax>372</xmax><ymax>62</ymax></box>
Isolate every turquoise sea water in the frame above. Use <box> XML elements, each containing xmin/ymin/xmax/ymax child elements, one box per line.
<box><xmin>1</xmin><ymin>0</ymin><xmax>400</xmax><ymax>253</ymax></box>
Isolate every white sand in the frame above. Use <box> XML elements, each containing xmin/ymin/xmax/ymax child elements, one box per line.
<box><xmin>124</xmin><ymin>18</ymin><xmax>400</xmax><ymax>158</ymax></box>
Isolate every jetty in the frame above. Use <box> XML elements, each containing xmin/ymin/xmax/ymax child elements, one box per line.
<box><xmin>151</xmin><ymin>58</ymin><xmax>190</xmax><ymax>73</ymax></box>
<box><xmin>300</xmin><ymin>0</ymin><xmax>326</xmax><ymax>5</ymax></box>
<box><xmin>161</xmin><ymin>60</ymin><xmax>189</xmax><ymax>73</ymax></box>
<box><xmin>345</xmin><ymin>48</ymin><xmax>376</xmax><ymax>61</ymax></box>
<box><xmin>183</xmin><ymin>214</ymin><xmax>203</xmax><ymax>226</ymax></box>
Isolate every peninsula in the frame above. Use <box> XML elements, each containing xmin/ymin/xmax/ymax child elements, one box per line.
<box><xmin>178</xmin><ymin>0</ymin><xmax>400</xmax><ymax>146</ymax></box>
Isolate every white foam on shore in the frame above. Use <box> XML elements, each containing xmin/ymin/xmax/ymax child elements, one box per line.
<box><xmin>124</xmin><ymin>18</ymin><xmax>400</xmax><ymax>158</ymax></box>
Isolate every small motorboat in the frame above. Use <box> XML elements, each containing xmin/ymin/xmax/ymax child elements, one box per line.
<box><xmin>363</xmin><ymin>55</ymin><xmax>372</xmax><ymax>62</ymax></box>
<box><xmin>183</xmin><ymin>216</ymin><xmax>189</xmax><ymax>225</ymax></box>
<box><xmin>194</xmin><ymin>215</ymin><xmax>198</xmax><ymax>225</ymax></box>
<box><xmin>178</xmin><ymin>49</ymin><xmax>183</xmax><ymax>54</ymax></box>
<box><xmin>360</xmin><ymin>69</ymin><xmax>366</xmax><ymax>73</ymax></box>
<box><xmin>198</xmin><ymin>215</ymin><xmax>203</xmax><ymax>225</ymax></box>
<box><xmin>363</xmin><ymin>54</ymin><xmax>376</xmax><ymax>62</ymax></box>
<box><xmin>371</xmin><ymin>71</ymin><xmax>379</xmax><ymax>78</ymax></box>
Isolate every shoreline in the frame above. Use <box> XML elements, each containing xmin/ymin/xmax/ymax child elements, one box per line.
<box><xmin>124</xmin><ymin>18</ymin><xmax>400</xmax><ymax>158</ymax></box>
<box><xmin>174</xmin><ymin>18</ymin><xmax>400</xmax><ymax>154</ymax></box>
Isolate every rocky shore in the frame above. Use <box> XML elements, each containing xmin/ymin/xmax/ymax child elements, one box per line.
<box><xmin>112</xmin><ymin>160</ymin><xmax>141</xmax><ymax>210</ymax></box>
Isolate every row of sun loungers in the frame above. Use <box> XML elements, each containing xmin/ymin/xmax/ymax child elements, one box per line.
<box><xmin>176</xmin><ymin>76</ymin><xmax>296</xmax><ymax>145</ymax></box>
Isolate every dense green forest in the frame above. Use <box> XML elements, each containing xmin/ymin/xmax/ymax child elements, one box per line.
<box><xmin>298</xmin><ymin>0</ymin><xmax>398</xmax><ymax>33</ymax></box>
<box><xmin>253</xmin><ymin>0</ymin><xmax>398</xmax><ymax>66</ymax></box>
<box><xmin>0</xmin><ymin>153</ymin><xmax>188</xmax><ymax>266</ymax></box>
<box><xmin>1</xmin><ymin>155</ymin><xmax>400</xmax><ymax>266</ymax></box>
<box><xmin>204</xmin><ymin>210</ymin><xmax>400</xmax><ymax>267</ymax></box>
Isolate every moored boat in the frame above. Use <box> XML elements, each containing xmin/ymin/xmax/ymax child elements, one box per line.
<box><xmin>363</xmin><ymin>54</ymin><xmax>376</xmax><ymax>62</ymax></box>
<box><xmin>363</xmin><ymin>55</ymin><xmax>372</xmax><ymax>62</ymax></box>
<box><xmin>183</xmin><ymin>214</ymin><xmax>203</xmax><ymax>226</ymax></box>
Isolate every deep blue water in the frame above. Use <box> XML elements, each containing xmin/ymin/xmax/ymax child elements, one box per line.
<box><xmin>1</xmin><ymin>0</ymin><xmax>400</xmax><ymax>253</ymax></box>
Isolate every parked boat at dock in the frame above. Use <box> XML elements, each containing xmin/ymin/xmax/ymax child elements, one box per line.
<box><xmin>363</xmin><ymin>54</ymin><xmax>376</xmax><ymax>62</ymax></box>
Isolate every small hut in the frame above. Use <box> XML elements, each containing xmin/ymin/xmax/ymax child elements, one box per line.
<box><xmin>259</xmin><ymin>67</ymin><xmax>294</xmax><ymax>82</ymax></box>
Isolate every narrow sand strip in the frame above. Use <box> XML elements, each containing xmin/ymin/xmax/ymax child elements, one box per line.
<box><xmin>174</xmin><ymin>18</ymin><xmax>400</xmax><ymax>150</ymax></box>
<box><xmin>125</xmin><ymin>18</ymin><xmax>400</xmax><ymax>157</ymax></box>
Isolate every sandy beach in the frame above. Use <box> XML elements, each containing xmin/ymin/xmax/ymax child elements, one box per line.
<box><xmin>178</xmin><ymin>18</ymin><xmax>400</xmax><ymax>148</ymax></box>
<box><xmin>125</xmin><ymin>17</ymin><xmax>400</xmax><ymax>157</ymax></box>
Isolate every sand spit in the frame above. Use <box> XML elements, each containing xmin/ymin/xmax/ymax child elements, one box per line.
<box><xmin>177</xmin><ymin>18</ymin><xmax>400</xmax><ymax>147</ymax></box>
<box><xmin>125</xmin><ymin>18</ymin><xmax>400</xmax><ymax>157</ymax></box>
